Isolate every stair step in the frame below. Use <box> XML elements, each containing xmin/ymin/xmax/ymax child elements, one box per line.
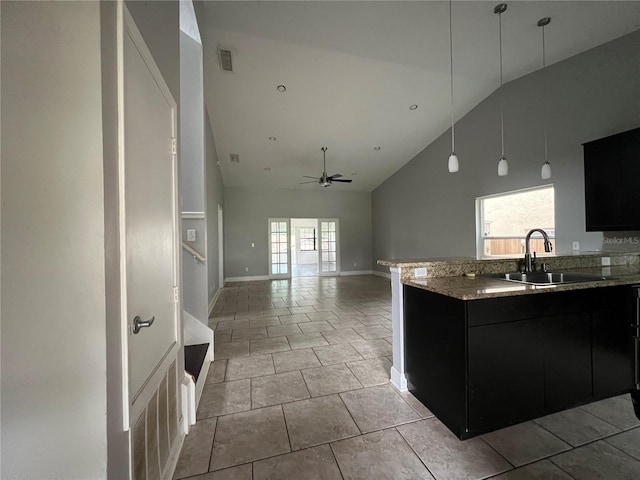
<box><xmin>184</xmin><ymin>343</ymin><xmax>209</xmax><ymax>382</ymax></box>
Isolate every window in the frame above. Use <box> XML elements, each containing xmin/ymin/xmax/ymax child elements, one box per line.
<box><xmin>477</xmin><ymin>185</ymin><xmax>555</xmax><ymax>258</ymax></box>
<box><xmin>299</xmin><ymin>227</ymin><xmax>316</xmax><ymax>251</ymax></box>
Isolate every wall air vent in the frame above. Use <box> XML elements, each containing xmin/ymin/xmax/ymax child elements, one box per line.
<box><xmin>230</xmin><ymin>153</ymin><xmax>240</xmax><ymax>163</ymax></box>
<box><xmin>218</xmin><ymin>47</ymin><xmax>234</xmax><ymax>72</ymax></box>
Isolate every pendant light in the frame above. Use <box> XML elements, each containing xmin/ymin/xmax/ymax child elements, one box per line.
<box><xmin>495</xmin><ymin>3</ymin><xmax>508</xmax><ymax>176</ymax></box>
<box><xmin>447</xmin><ymin>0</ymin><xmax>459</xmax><ymax>173</ymax></box>
<box><xmin>538</xmin><ymin>16</ymin><xmax>552</xmax><ymax>180</ymax></box>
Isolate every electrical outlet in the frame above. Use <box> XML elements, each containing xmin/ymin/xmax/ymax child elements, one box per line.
<box><xmin>187</xmin><ymin>229</ymin><xmax>196</xmax><ymax>242</ymax></box>
<box><xmin>245</xmin><ymin>267</ymin><xmax>249</xmax><ymax>272</ymax></box>
<box><xmin>572</xmin><ymin>241</ymin><xmax>580</xmax><ymax>251</ymax></box>
<box><xmin>601</xmin><ymin>256</ymin><xmax>611</xmax><ymax>266</ymax></box>
<box><xmin>415</xmin><ymin>267</ymin><xmax>427</xmax><ymax>277</ymax></box>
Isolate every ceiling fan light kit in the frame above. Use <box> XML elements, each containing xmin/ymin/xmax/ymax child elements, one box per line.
<box><xmin>300</xmin><ymin>147</ymin><xmax>353</xmax><ymax>187</ymax></box>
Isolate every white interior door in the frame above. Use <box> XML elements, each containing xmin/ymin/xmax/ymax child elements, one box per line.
<box><xmin>122</xmin><ymin>8</ymin><xmax>180</xmax><ymax>425</ymax></box>
<box><xmin>319</xmin><ymin>219</ymin><xmax>340</xmax><ymax>276</ymax></box>
<box><xmin>268</xmin><ymin>218</ymin><xmax>291</xmax><ymax>279</ymax></box>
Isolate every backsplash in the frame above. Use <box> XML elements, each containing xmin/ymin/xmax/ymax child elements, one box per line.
<box><xmin>602</xmin><ymin>231</ymin><xmax>640</xmax><ymax>253</ymax></box>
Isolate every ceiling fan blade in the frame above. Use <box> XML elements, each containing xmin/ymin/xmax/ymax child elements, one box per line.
<box><xmin>303</xmin><ymin>176</ymin><xmax>319</xmax><ymax>179</ymax></box>
<box><xmin>331</xmin><ymin>179</ymin><xmax>352</xmax><ymax>183</ymax></box>
<box><xmin>328</xmin><ymin>174</ymin><xmax>342</xmax><ymax>179</ymax></box>
<box><xmin>299</xmin><ymin>180</ymin><xmax>318</xmax><ymax>184</ymax></box>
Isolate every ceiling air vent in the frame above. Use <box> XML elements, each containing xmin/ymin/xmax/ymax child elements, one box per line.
<box><xmin>230</xmin><ymin>153</ymin><xmax>240</xmax><ymax>163</ymax></box>
<box><xmin>218</xmin><ymin>47</ymin><xmax>234</xmax><ymax>72</ymax></box>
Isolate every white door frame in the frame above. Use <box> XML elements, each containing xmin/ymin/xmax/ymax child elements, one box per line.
<box><xmin>119</xmin><ymin>5</ymin><xmax>181</xmax><ymax>429</ymax></box>
<box><xmin>318</xmin><ymin>218</ymin><xmax>340</xmax><ymax>276</ymax></box>
<box><xmin>218</xmin><ymin>204</ymin><xmax>224</xmax><ymax>289</ymax></box>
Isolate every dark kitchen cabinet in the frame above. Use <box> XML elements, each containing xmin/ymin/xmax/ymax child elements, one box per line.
<box><xmin>404</xmin><ymin>285</ymin><xmax>634</xmax><ymax>439</ymax></box>
<box><xmin>584</xmin><ymin>128</ymin><xmax>640</xmax><ymax>231</ymax></box>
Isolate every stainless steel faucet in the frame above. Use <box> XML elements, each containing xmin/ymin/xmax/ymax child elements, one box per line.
<box><xmin>524</xmin><ymin>228</ymin><xmax>553</xmax><ymax>272</ymax></box>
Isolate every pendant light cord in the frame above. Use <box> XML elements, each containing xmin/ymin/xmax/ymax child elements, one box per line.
<box><xmin>499</xmin><ymin>10</ymin><xmax>504</xmax><ymax>158</ymax></box>
<box><xmin>449</xmin><ymin>0</ymin><xmax>455</xmax><ymax>153</ymax></box>
<box><xmin>542</xmin><ymin>23</ymin><xmax>548</xmax><ymax>164</ymax></box>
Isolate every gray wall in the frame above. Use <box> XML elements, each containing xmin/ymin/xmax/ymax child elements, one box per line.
<box><xmin>1</xmin><ymin>2</ymin><xmax>108</xmax><ymax>477</ymax></box>
<box><xmin>224</xmin><ymin>187</ymin><xmax>372</xmax><ymax>278</ymax></box>
<box><xmin>372</xmin><ymin>29</ymin><xmax>640</xmax><ymax>270</ymax></box>
<box><xmin>206</xmin><ymin>111</ymin><xmax>225</xmax><ymax>300</ymax></box>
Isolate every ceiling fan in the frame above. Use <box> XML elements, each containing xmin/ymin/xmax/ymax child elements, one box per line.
<box><xmin>300</xmin><ymin>147</ymin><xmax>353</xmax><ymax>187</ymax></box>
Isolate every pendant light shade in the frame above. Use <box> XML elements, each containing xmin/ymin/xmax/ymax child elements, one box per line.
<box><xmin>538</xmin><ymin>17</ymin><xmax>551</xmax><ymax>179</ymax></box>
<box><xmin>447</xmin><ymin>0</ymin><xmax>459</xmax><ymax>173</ymax></box>
<box><xmin>495</xmin><ymin>3</ymin><xmax>508</xmax><ymax>176</ymax></box>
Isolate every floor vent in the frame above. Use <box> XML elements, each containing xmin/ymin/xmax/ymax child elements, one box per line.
<box><xmin>218</xmin><ymin>47</ymin><xmax>233</xmax><ymax>72</ymax></box>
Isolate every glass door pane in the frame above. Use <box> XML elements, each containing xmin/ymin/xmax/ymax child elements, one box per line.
<box><xmin>268</xmin><ymin>218</ymin><xmax>290</xmax><ymax>279</ymax></box>
<box><xmin>319</xmin><ymin>219</ymin><xmax>339</xmax><ymax>275</ymax></box>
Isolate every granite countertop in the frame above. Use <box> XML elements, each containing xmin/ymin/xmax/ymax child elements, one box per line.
<box><xmin>404</xmin><ymin>265</ymin><xmax>640</xmax><ymax>300</ymax></box>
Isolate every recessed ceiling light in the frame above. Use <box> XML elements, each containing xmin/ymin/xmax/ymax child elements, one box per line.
<box><xmin>409</xmin><ymin>104</ymin><xmax>418</xmax><ymax>110</ymax></box>
<box><xmin>277</xmin><ymin>85</ymin><xmax>287</xmax><ymax>92</ymax></box>
<box><xmin>264</xmin><ymin>167</ymin><xmax>271</xmax><ymax>171</ymax></box>
<box><xmin>373</xmin><ymin>146</ymin><xmax>381</xmax><ymax>150</ymax></box>
<box><xmin>268</xmin><ymin>136</ymin><xmax>277</xmax><ymax>141</ymax></box>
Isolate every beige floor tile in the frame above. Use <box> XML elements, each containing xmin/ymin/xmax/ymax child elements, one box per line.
<box><xmin>249</xmin><ymin>316</ymin><xmax>281</xmax><ymax>328</ymax></box>
<box><xmin>231</xmin><ymin>327</ymin><xmax>268</xmax><ymax>342</ymax></box>
<box><xmin>173</xmin><ymin>417</ymin><xmax>216</xmax><ymax>479</ymax></box>
<box><xmin>550</xmin><ymin>440</ymin><xmax>640</xmax><ymax>479</ymax></box>
<box><xmin>350</xmin><ymin>339</ymin><xmax>392</xmax><ymax>359</ymax></box>
<box><xmin>197</xmin><ymin>380</ymin><xmax>251</xmax><ymax>419</ymax></box>
<box><xmin>353</xmin><ymin>325</ymin><xmax>390</xmax><ymax>340</ymax></box>
<box><xmin>346</xmin><ymin>357</ymin><xmax>392</xmax><ymax>387</ymax></box>
<box><xmin>340</xmin><ymin>384</ymin><xmax>419</xmax><ymax>433</ymax></box>
<box><xmin>262</xmin><ymin>308</ymin><xmax>292</xmax><ymax>317</ymax></box>
<box><xmin>287</xmin><ymin>332</ymin><xmax>329</xmax><ymax>350</ymax></box>
<box><xmin>534</xmin><ymin>407</ymin><xmax>621</xmax><ymax>447</ymax></box>
<box><xmin>604</xmin><ymin>426</ymin><xmax>640</xmax><ymax>460</ymax></box>
<box><xmin>278</xmin><ymin>313</ymin><xmax>310</xmax><ymax>324</ymax></box>
<box><xmin>301</xmin><ymin>363</ymin><xmax>363</xmax><ymax>397</ymax></box>
<box><xmin>185</xmin><ymin>463</ymin><xmax>252</xmax><ymax>480</ymax></box>
<box><xmin>283</xmin><ymin>395</ymin><xmax>361</xmax><ymax>450</ymax></box>
<box><xmin>328</xmin><ymin>318</ymin><xmax>366</xmax><ymax>329</ymax></box>
<box><xmin>214</xmin><ymin>341</ymin><xmax>250</xmax><ymax>360</ymax></box>
<box><xmin>251</xmin><ymin>371</ymin><xmax>310</xmax><ymax>408</ymax></box>
<box><xmin>205</xmin><ymin>359</ymin><xmax>227</xmax><ymax>384</ymax></box>
<box><xmin>253</xmin><ymin>445</ymin><xmax>342</xmax><ymax>480</ymax></box>
<box><xmin>272</xmin><ymin>348</ymin><xmax>321</xmax><ymax>373</ymax></box>
<box><xmin>267</xmin><ymin>323</ymin><xmax>302</xmax><ymax>337</ymax></box>
<box><xmin>210</xmin><ymin>406</ymin><xmax>290</xmax><ymax>471</ymax></box>
<box><xmin>491</xmin><ymin>459</ymin><xmax>572</xmax><ymax>479</ymax></box>
<box><xmin>397</xmin><ymin>418</ymin><xmax>512</xmax><ymax>480</ymax></box>
<box><xmin>216</xmin><ymin>319</ymin><xmax>250</xmax><ymax>331</ymax></box>
<box><xmin>214</xmin><ymin>330</ymin><xmax>231</xmax><ymax>343</ymax></box>
<box><xmin>331</xmin><ymin>428</ymin><xmax>434</xmax><ymax>480</ymax></box>
<box><xmin>289</xmin><ymin>306</ymin><xmax>317</xmax><ymax>314</ymax></box>
<box><xmin>356</xmin><ymin>315</ymin><xmax>387</xmax><ymax>326</ymax></box>
<box><xmin>225</xmin><ymin>354</ymin><xmax>274</xmax><ymax>381</ymax></box>
<box><xmin>481</xmin><ymin>421</ymin><xmax>571</xmax><ymax>467</ymax></box>
<box><xmin>581</xmin><ymin>395</ymin><xmax>640</xmax><ymax>430</ymax></box>
<box><xmin>300</xmin><ymin>321</ymin><xmax>335</xmax><ymax>333</ymax></box>
<box><xmin>399</xmin><ymin>391</ymin><xmax>434</xmax><ymax>418</ymax></box>
<box><xmin>249</xmin><ymin>336</ymin><xmax>291</xmax><ymax>355</ymax></box>
<box><xmin>305</xmin><ymin>311</ymin><xmax>339</xmax><ymax>322</ymax></box>
<box><xmin>321</xmin><ymin>328</ymin><xmax>365</xmax><ymax>345</ymax></box>
<box><xmin>313</xmin><ymin>343</ymin><xmax>364</xmax><ymax>365</ymax></box>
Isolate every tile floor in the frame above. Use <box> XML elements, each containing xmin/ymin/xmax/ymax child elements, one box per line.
<box><xmin>174</xmin><ymin>275</ymin><xmax>640</xmax><ymax>480</ymax></box>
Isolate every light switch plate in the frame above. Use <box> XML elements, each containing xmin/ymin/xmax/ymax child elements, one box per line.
<box><xmin>572</xmin><ymin>241</ymin><xmax>580</xmax><ymax>251</ymax></box>
<box><xmin>415</xmin><ymin>267</ymin><xmax>427</xmax><ymax>277</ymax></box>
<box><xmin>601</xmin><ymin>256</ymin><xmax>611</xmax><ymax>266</ymax></box>
<box><xmin>187</xmin><ymin>229</ymin><xmax>196</xmax><ymax>241</ymax></box>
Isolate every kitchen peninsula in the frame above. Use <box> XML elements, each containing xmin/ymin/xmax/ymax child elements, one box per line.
<box><xmin>378</xmin><ymin>253</ymin><xmax>640</xmax><ymax>439</ymax></box>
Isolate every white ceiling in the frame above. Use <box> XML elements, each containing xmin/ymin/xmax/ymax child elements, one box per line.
<box><xmin>199</xmin><ymin>1</ymin><xmax>640</xmax><ymax>192</ymax></box>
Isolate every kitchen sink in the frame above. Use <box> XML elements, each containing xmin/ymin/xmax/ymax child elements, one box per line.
<box><xmin>486</xmin><ymin>271</ymin><xmax>609</xmax><ymax>285</ymax></box>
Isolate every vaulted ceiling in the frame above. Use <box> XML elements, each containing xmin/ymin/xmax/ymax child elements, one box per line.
<box><xmin>199</xmin><ymin>1</ymin><xmax>639</xmax><ymax>192</ymax></box>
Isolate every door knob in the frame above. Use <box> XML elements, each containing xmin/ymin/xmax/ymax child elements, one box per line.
<box><xmin>132</xmin><ymin>316</ymin><xmax>155</xmax><ymax>334</ymax></box>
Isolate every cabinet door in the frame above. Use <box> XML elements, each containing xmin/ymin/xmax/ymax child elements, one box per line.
<box><xmin>544</xmin><ymin>313</ymin><xmax>593</xmax><ymax>410</ymax></box>
<box><xmin>468</xmin><ymin>319</ymin><xmax>544</xmax><ymax>431</ymax></box>
<box><xmin>592</xmin><ymin>302</ymin><xmax>634</xmax><ymax>398</ymax></box>
<box><xmin>584</xmin><ymin>136</ymin><xmax>622</xmax><ymax>231</ymax></box>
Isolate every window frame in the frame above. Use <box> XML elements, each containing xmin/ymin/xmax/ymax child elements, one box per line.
<box><xmin>299</xmin><ymin>227</ymin><xmax>317</xmax><ymax>252</ymax></box>
<box><xmin>476</xmin><ymin>184</ymin><xmax>555</xmax><ymax>259</ymax></box>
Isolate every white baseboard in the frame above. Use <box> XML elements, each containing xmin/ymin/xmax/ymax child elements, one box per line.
<box><xmin>373</xmin><ymin>270</ymin><xmax>391</xmax><ymax>279</ymax></box>
<box><xmin>208</xmin><ymin>288</ymin><xmax>220</xmax><ymax>317</ymax></box>
<box><xmin>339</xmin><ymin>270</ymin><xmax>374</xmax><ymax>276</ymax></box>
<box><xmin>225</xmin><ymin>275</ymin><xmax>270</xmax><ymax>283</ymax></box>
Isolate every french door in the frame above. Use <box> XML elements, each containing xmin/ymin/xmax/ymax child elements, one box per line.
<box><xmin>319</xmin><ymin>219</ymin><xmax>340</xmax><ymax>276</ymax></box>
<box><xmin>268</xmin><ymin>218</ymin><xmax>291</xmax><ymax>279</ymax></box>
